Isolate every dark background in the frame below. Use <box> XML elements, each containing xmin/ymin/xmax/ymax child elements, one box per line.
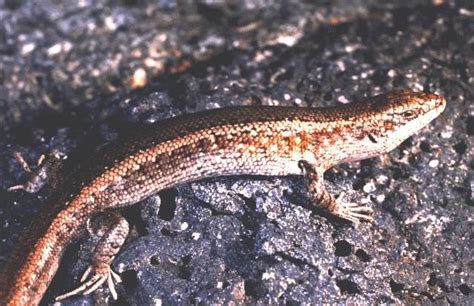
<box><xmin>0</xmin><ymin>0</ymin><xmax>472</xmax><ymax>304</ymax></box>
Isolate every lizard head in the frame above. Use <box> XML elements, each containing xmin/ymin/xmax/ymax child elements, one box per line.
<box><xmin>365</xmin><ymin>89</ymin><xmax>446</xmax><ymax>152</ymax></box>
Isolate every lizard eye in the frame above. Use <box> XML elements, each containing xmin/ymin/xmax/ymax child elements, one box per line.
<box><xmin>402</xmin><ymin>110</ymin><xmax>416</xmax><ymax>119</ymax></box>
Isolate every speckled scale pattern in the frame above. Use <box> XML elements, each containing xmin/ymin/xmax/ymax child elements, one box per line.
<box><xmin>0</xmin><ymin>90</ymin><xmax>446</xmax><ymax>305</ymax></box>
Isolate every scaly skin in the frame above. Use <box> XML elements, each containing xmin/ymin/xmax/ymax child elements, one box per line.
<box><xmin>0</xmin><ymin>90</ymin><xmax>446</xmax><ymax>305</ymax></box>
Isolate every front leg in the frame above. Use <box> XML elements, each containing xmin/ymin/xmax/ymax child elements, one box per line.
<box><xmin>298</xmin><ymin>160</ymin><xmax>373</xmax><ymax>224</ymax></box>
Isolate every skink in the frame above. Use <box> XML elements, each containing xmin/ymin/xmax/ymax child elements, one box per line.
<box><xmin>0</xmin><ymin>90</ymin><xmax>446</xmax><ymax>305</ymax></box>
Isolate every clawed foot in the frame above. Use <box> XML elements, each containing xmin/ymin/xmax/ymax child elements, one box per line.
<box><xmin>333</xmin><ymin>196</ymin><xmax>374</xmax><ymax>224</ymax></box>
<box><xmin>55</xmin><ymin>263</ymin><xmax>121</xmax><ymax>301</ymax></box>
<box><xmin>8</xmin><ymin>150</ymin><xmax>64</xmax><ymax>193</ymax></box>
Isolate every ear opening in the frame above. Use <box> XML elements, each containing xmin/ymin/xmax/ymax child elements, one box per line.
<box><xmin>367</xmin><ymin>134</ymin><xmax>378</xmax><ymax>143</ymax></box>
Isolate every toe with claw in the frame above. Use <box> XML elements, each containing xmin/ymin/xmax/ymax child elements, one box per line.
<box><xmin>333</xmin><ymin>200</ymin><xmax>374</xmax><ymax>224</ymax></box>
<box><xmin>55</xmin><ymin>263</ymin><xmax>121</xmax><ymax>301</ymax></box>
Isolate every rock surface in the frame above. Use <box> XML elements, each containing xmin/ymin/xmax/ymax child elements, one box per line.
<box><xmin>0</xmin><ymin>1</ymin><xmax>472</xmax><ymax>305</ymax></box>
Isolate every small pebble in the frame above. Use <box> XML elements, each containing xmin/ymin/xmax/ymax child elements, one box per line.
<box><xmin>130</xmin><ymin>68</ymin><xmax>147</xmax><ymax>89</ymax></box>
<box><xmin>428</xmin><ymin>159</ymin><xmax>439</xmax><ymax>168</ymax></box>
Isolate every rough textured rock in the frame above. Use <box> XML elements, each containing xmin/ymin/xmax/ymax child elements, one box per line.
<box><xmin>0</xmin><ymin>1</ymin><xmax>472</xmax><ymax>305</ymax></box>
